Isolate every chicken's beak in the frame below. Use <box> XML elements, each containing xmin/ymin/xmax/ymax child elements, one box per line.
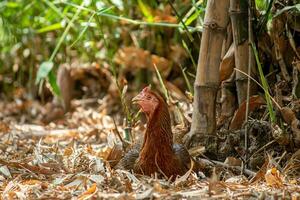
<box><xmin>132</xmin><ymin>93</ymin><xmax>143</xmax><ymax>104</ymax></box>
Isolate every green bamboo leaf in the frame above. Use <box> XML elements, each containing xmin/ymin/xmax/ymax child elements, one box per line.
<box><xmin>48</xmin><ymin>71</ymin><xmax>60</xmax><ymax>96</ymax></box>
<box><xmin>184</xmin><ymin>9</ymin><xmax>201</xmax><ymax>26</ymax></box>
<box><xmin>62</xmin><ymin>2</ymin><xmax>202</xmax><ymax>32</ymax></box>
<box><xmin>70</xmin><ymin>13</ymin><xmax>96</xmax><ymax>47</ymax></box>
<box><xmin>138</xmin><ymin>0</ymin><xmax>154</xmax><ymax>22</ymax></box>
<box><xmin>42</xmin><ymin>0</ymin><xmax>65</xmax><ymax>18</ymax></box>
<box><xmin>5</xmin><ymin>2</ymin><xmax>20</xmax><ymax>8</ymax></box>
<box><xmin>251</xmin><ymin>42</ymin><xmax>275</xmax><ymax>123</ymax></box>
<box><xmin>71</xmin><ymin>7</ymin><xmax>112</xmax><ymax>47</ymax></box>
<box><xmin>154</xmin><ymin>64</ymin><xmax>169</xmax><ymax>102</ymax></box>
<box><xmin>37</xmin><ymin>23</ymin><xmax>63</xmax><ymax>33</ymax></box>
<box><xmin>180</xmin><ymin>65</ymin><xmax>193</xmax><ymax>95</ymax></box>
<box><xmin>35</xmin><ymin>61</ymin><xmax>53</xmax><ymax>84</ymax></box>
<box><xmin>35</xmin><ymin>1</ymin><xmax>84</xmax><ymax>92</ymax></box>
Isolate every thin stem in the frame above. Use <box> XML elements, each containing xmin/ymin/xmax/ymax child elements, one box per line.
<box><xmin>62</xmin><ymin>1</ymin><xmax>202</xmax><ymax>32</ymax></box>
<box><xmin>234</xmin><ymin>68</ymin><xmax>281</xmax><ymax>110</ymax></box>
<box><xmin>244</xmin><ymin>0</ymin><xmax>255</xmax><ymax>170</ymax></box>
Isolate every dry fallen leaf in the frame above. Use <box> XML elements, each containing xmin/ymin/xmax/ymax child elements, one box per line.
<box><xmin>250</xmin><ymin>159</ymin><xmax>269</xmax><ymax>184</ymax></box>
<box><xmin>265</xmin><ymin>167</ymin><xmax>284</xmax><ymax>188</ymax></box>
<box><xmin>114</xmin><ymin>46</ymin><xmax>171</xmax><ymax>77</ymax></box>
<box><xmin>224</xmin><ymin>157</ymin><xmax>242</xmax><ymax>167</ymax></box>
<box><xmin>78</xmin><ymin>183</ymin><xmax>98</xmax><ymax>200</ymax></box>
<box><xmin>229</xmin><ymin>95</ymin><xmax>265</xmax><ymax>130</ymax></box>
<box><xmin>153</xmin><ymin>5</ymin><xmax>177</xmax><ymax>23</ymax></box>
<box><xmin>105</xmin><ymin>144</ymin><xmax>124</xmax><ymax>168</ymax></box>
<box><xmin>0</xmin><ymin>122</ymin><xmax>10</xmax><ymax>133</ymax></box>
<box><xmin>280</xmin><ymin>107</ymin><xmax>296</xmax><ymax>125</ymax></box>
<box><xmin>114</xmin><ymin>47</ymin><xmax>152</xmax><ymax>69</ymax></box>
<box><xmin>280</xmin><ymin>107</ymin><xmax>300</xmax><ymax>144</ymax></box>
<box><xmin>220</xmin><ymin>44</ymin><xmax>235</xmax><ymax>82</ymax></box>
<box><xmin>174</xmin><ymin>158</ymin><xmax>194</xmax><ymax>186</ymax></box>
<box><xmin>63</xmin><ymin>146</ymin><xmax>74</xmax><ymax>157</ymax></box>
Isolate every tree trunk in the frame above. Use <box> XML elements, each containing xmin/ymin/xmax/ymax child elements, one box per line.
<box><xmin>185</xmin><ymin>0</ymin><xmax>230</xmax><ymax>148</ymax></box>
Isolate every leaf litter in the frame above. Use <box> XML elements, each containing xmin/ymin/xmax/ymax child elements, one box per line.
<box><xmin>0</xmin><ymin>90</ymin><xmax>299</xmax><ymax>200</ymax></box>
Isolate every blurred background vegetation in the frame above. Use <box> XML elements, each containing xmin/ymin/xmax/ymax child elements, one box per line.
<box><xmin>0</xmin><ymin>0</ymin><xmax>296</xmax><ymax>100</ymax></box>
<box><xmin>0</xmin><ymin>0</ymin><xmax>205</xmax><ymax>98</ymax></box>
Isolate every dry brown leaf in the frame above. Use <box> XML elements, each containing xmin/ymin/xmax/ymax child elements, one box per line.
<box><xmin>174</xmin><ymin>158</ymin><xmax>194</xmax><ymax>186</ymax></box>
<box><xmin>0</xmin><ymin>158</ymin><xmax>57</xmax><ymax>175</ymax></box>
<box><xmin>280</xmin><ymin>107</ymin><xmax>300</xmax><ymax>144</ymax></box>
<box><xmin>97</xmin><ymin>146</ymin><xmax>112</xmax><ymax>160</ymax></box>
<box><xmin>114</xmin><ymin>46</ymin><xmax>171</xmax><ymax>77</ymax></box>
<box><xmin>21</xmin><ymin>179</ymin><xmax>42</xmax><ymax>185</ymax></box>
<box><xmin>153</xmin><ymin>15</ymin><xmax>177</xmax><ymax>23</ymax></box>
<box><xmin>42</xmin><ymin>103</ymin><xmax>65</xmax><ymax>124</ymax></box>
<box><xmin>153</xmin><ymin>181</ymin><xmax>165</xmax><ymax>193</ymax></box>
<box><xmin>265</xmin><ymin>167</ymin><xmax>284</xmax><ymax>188</ymax></box>
<box><xmin>105</xmin><ymin>144</ymin><xmax>124</xmax><ymax>168</ymax></box>
<box><xmin>44</xmin><ymin>130</ymin><xmax>79</xmax><ymax>143</ymax></box>
<box><xmin>291</xmin><ymin>119</ymin><xmax>300</xmax><ymax>144</ymax></box>
<box><xmin>151</xmin><ymin>54</ymin><xmax>171</xmax><ymax>76</ymax></box>
<box><xmin>153</xmin><ymin>5</ymin><xmax>177</xmax><ymax>24</ymax></box>
<box><xmin>208</xmin><ymin>167</ymin><xmax>224</xmax><ymax>195</ymax></box>
<box><xmin>280</xmin><ymin>107</ymin><xmax>296</xmax><ymax>125</ymax></box>
<box><xmin>229</xmin><ymin>96</ymin><xmax>265</xmax><ymax>130</ymax></box>
<box><xmin>169</xmin><ymin>45</ymin><xmax>188</xmax><ymax>65</ymax></box>
<box><xmin>57</xmin><ymin>64</ymin><xmax>73</xmax><ymax>111</ymax></box>
<box><xmin>224</xmin><ymin>157</ymin><xmax>242</xmax><ymax>167</ymax></box>
<box><xmin>114</xmin><ymin>47</ymin><xmax>152</xmax><ymax>69</ymax></box>
<box><xmin>165</xmin><ymin>81</ymin><xmax>188</xmax><ymax>102</ymax></box>
<box><xmin>0</xmin><ymin>122</ymin><xmax>10</xmax><ymax>133</ymax></box>
<box><xmin>13</xmin><ymin>87</ymin><xmax>26</xmax><ymax>99</ymax></box>
<box><xmin>64</xmin><ymin>147</ymin><xmax>73</xmax><ymax>157</ymax></box>
<box><xmin>220</xmin><ymin>44</ymin><xmax>235</xmax><ymax>82</ymax></box>
<box><xmin>250</xmin><ymin>159</ymin><xmax>269</xmax><ymax>184</ymax></box>
<box><xmin>124</xmin><ymin>179</ymin><xmax>133</xmax><ymax>193</ymax></box>
<box><xmin>78</xmin><ymin>183</ymin><xmax>98</xmax><ymax>200</ymax></box>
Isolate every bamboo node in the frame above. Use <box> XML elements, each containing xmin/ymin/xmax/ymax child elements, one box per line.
<box><xmin>229</xmin><ymin>9</ymin><xmax>248</xmax><ymax>15</ymax></box>
<box><xmin>195</xmin><ymin>84</ymin><xmax>219</xmax><ymax>90</ymax></box>
<box><xmin>203</xmin><ymin>22</ymin><xmax>226</xmax><ymax>32</ymax></box>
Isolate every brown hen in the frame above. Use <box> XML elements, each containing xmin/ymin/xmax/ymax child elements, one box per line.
<box><xmin>116</xmin><ymin>86</ymin><xmax>200</xmax><ymax>179</ymax></box>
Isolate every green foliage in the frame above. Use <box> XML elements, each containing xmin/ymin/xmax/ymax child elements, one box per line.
<box><xmin>154</xmin><ymin>64</ymin><xmax>169</xmax><ymax>102</ymax></box>
<box><xmin>251</xmin><ymin>42</ymin><xmax>276</xmax><ymax>123</ymax></box>
<box><xmin>36</xmin><ymin>61</ymin><xmax>53</xmax><ymax>85</ymax></box>
<box><xmin>0</xmin><ymin>0</ymin><xmax>203</xmax><ymax>97</ymax></box>
<box><xmin>138</xmin><ymin>0</ymin><xmax>154</xmax><ymax>22</ymax></box>
<box><xmin>256</xmin><ymin>0</ymin><xmax>272</xmax><ymax>11</ymax></box>
<box><xmin>0</xmin><ymin>16</ymin><xmax>15</xmax><ymax>47</ymax></box>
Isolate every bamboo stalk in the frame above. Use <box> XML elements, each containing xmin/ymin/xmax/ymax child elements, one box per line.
<box><xmin>229</xmin><ymin>0</ymin><xmax>250</xmax><ymax>105</ymax></box>
<box><xmin>186</xmin><ymin>0</ymin><xmax>230</xmax><ymax>147</ymax></box>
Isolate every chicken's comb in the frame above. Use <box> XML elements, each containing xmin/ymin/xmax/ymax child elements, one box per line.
<box><xmin>142</xmin><ymin>85</ymin><xmax>152</xmax><ymax>93</ymax></box>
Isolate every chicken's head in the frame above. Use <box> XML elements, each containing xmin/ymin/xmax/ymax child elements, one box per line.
<box><xmin>132</xmin><ymin>86</ymin><xmax>160</xmax><ymax>117</ymax></box>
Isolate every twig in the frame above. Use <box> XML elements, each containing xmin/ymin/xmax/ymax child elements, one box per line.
<box><xmin>0</xmin><ymin>158</ymin><xmax>57</xmax><ymax>175</ymax></box>
<box><xmin>244</xmin><ymin>0</ymin><xmax>255</xmax><ymax>172</ymax></box>
<box><xmin>167</xmin><ymin>0</ymin><xmax>194</xmax><ymax>42</ymax></box>
<box><xmin>112</xmin><ymin>117</ymin><xmax>129</xmax><ymax>151</ymax></box>
<box><xmin>234</xmin><ymin>68</ymin><xmax>281</xmax><ymax>109</ymax></box>
<box><xmin>199</xmin><ymin>158</ymin><xmax>256</xmax><ymax>177</ymax></box>
<box><xmin>112</xmin><ymin>117</ymin><xmax>123</xmax><ymax>143</ymax></box>
<box><xmin>246</xmin><ymin>139</ymin><xmax>276</xmax><ymax>163</ymax></box>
